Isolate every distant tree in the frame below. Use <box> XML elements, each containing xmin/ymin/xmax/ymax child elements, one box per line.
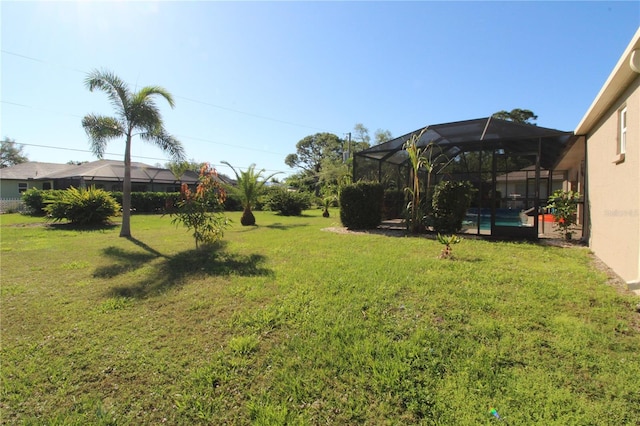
<box><xmin>374</xmin><ymin>129</ymin><xmax>393</xmax><ymax>145</ymax></box>
<box><xmin>67</xmin><ymin>160</ymin><xmax>88</xmax><ymax>165</ymax></box>
<box><xmin>166</xmin><ymin>159</ymin><xmax>207</xmax><ymax>177</ymax></box>
<box><xmin>82</xmin><ymin>69</ymin><xmax>185</xmax><ymax>237</ymax></box>
<box><xmin>0</xmin><ymin>137</ymin><xmax>28</xmax><ymax>168</ymax></box>
<box><xmin>492</xmin><ymin>109</ymin><xmax>538</xmax><ymax>125</ymax></box>
<box><xmin>285</xmin><ymin>132</ymin><xmax>343</xmax><ymax>195</ymax></box>
<box><xmin>352</xmin><ymin>123</ymin><xmax>371</xmax><ymax>146</ymax></box>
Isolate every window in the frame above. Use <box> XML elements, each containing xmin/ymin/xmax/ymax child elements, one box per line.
<box><xmin>18</xmin><ymin>183</ymin><xmax>28</xmax><ymax>193</ymax></box>
<box><xmin>619</xmin><ymin>107</ymin><xmax>627</xmax><ymax>155</ymax></box>
<box><xmin>42</xmin><ymin>182</ymin><xmax>51</xmax><ymax>190</ymax></box>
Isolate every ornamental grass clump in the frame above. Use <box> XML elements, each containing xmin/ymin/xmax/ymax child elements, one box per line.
<box><xmin>170</xmin><ymin>163</ymin><xmax>229</xmax><ymax>249</ymax></box>
<box><xmin>44</xmin><ymin>186</ymin><xmax>120</xmax><ymax>226</ymax></box>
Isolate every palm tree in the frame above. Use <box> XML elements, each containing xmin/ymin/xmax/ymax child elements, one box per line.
<box><xmin>82</xmin><ymin>69</ymin><xmax>185</xmax><ymax>237</ymax></box>
<box><xmin>221</xmin><ymin>162</ymin><xmax>280</xmax><ymax>226</ymax></box>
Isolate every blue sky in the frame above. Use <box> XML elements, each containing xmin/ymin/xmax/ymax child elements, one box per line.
<box><xmin>1</xmin><ymin>1</ymin><xmax>638</xmax><ymax>178</ymax></box>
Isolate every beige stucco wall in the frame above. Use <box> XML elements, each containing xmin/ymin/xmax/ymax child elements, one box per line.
<box><xmin>586</xmin><ymin>76</ymin><xmax>640</xmax><ymax>284</ymax></box>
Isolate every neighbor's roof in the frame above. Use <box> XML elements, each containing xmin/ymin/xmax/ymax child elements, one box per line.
<box><xmin>355</xmin><ymin>117</ymin><xmax>576</xmax><ymax>170</ymax></box>
<box><xmin>576</xmin><ymin>27</ymin><xmax>640</xmax><ymax>135</ymax></box>
<box><xmin>0</xmin><ymin>162</ymin><xmax>72</xmax><ymax>180</ymax></box>
<box><xmin>1</xmin><ymin>160</ymin><xmax>200</xmax><ymax>184</ymax></box>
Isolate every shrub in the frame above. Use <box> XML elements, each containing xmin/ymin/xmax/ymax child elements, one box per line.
<box><xmin>22</xmin><ymin>188</ymin><xmax>56</xmax><ymax>216</ymax></box>
<box><xmin>339</xmin><ymin>182</ymin><xmax>384</xmax><ymax>229</ymax></box>
<box><xmin>264</xmin><ymin>188</ymin><xmax>311</xmax><ymax>216</ymax></box>
<box><xmin>223</xmin><ymin>193</ymin><xmax>244</xmax><ymax>211</ymax></box>
<box><xmin>111</xmin><ymin>191</ymin><xmax>180</xmax><ymax>213</ymax></box>
<box><xmin>44</xmin><ymin>186</ymin><xmax>120</xmax><ymax>226</ymax></box>
<box><xmin>547</xmin><ymin>189</ymin><xmax>581</xmax><ymax>240</ymax></box>
<box><xmin>431</xmin><ymin>180</ymin><xmax>475</xmax><ymax>233</ymax></box>
<box><xmin>382</xmin><ymin>190</ymin><xmax>405</xmax><ymax>220</ymax></box>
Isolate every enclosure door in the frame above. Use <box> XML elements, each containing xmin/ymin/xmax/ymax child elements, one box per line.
<box><xmin>491</xmin><ymin>151</ymin><xmax>539</xmax><ymax>239</ymax></box>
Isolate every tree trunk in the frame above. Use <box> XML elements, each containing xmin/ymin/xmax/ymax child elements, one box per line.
<box><xmin>240</xmin><ymin>206</ymin><xmax>255</xmax><ymax>226</ymax></box>
<box><xmin>119</xmin><ymin>134</ymin><xmax>132</xmax><ymax>237</ymax></box>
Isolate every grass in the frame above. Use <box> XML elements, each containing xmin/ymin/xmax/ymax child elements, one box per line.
<box><xmin>1</xmin><ymin>210</ymin><xmax>639</xmax><ymax>425</ymax></box>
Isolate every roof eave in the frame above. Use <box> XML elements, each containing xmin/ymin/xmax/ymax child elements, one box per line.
<box><xmin>575</xmin><ymin>27</ymin><xmax>640</xmax><ymax>135</ymax></box>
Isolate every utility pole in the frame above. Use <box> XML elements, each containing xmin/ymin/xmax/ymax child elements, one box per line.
<box><xmin>343</xmin><ymin>132</ymin><xmax>352</xmax><ymax>163</ymax></box>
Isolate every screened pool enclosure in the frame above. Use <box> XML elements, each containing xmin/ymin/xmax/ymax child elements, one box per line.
<box><xmin>353</xmin><ymin>117</ymin><xmax>577</xmax><ymax>238</ymax></box>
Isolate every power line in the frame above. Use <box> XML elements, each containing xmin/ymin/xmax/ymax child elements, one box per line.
<box><xmin>1</xmin><ymin>49</ymin><xmax>338</xmax><ymax>133</ymax></box>
<box><xmin>12</xmin><ymin>142</ymin><xmax>289</xmax><ymax>174</ymax></box>
<box><xmin>1</xmin><ymin>99</ymin><xmax>287</xmax><ymax>156</ymax></box>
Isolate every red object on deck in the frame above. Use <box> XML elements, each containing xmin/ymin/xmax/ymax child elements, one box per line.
<box><xmin>539</xmin><ymin>214</ymin><xmax>556</xmax><ymax>223</ymax></box>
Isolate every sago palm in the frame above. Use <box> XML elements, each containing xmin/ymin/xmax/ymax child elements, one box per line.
<box><xmin>82</xmin><ymin>69</ymin><xmax>185</xmax><ymax>237</ymax></box>
<box><xmin>222</xmin><ymin>162</ymin><xmax>280</xmax><ymax>226</ymax></box>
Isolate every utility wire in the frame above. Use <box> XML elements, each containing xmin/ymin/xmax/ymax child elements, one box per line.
<box><xmin>1</xmin><ymin>49</ymin><xmax>338</xmax><ymax>133</ymax></box>
<box><xmin>1</xmin><ymin>100</ymin><xmax>287</xmax><ymax>157</ymax></box>
<box><xmin>12</xmin><ymin>142</ymin><xmax>288</xmax><ymax>174</ymax></box>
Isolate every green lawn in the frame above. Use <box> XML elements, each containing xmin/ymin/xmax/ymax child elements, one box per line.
<box><xmin>1</xmin><ymin>211</ymin><xmax>639</xmax><ymax>425</ymax></box>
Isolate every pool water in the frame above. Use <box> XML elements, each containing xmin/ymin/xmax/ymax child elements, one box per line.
<box><xmin>463</xmin><ymin>208</ymin><xmax>525</xmax><ymax>231</ymax></box>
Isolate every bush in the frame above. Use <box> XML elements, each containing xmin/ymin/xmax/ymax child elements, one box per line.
<box><xmin>223</xmin><ymin>192</ymin><xmax>244</xmax><ymax>211</ymax></box>
<box><xmin>382</xmin><ymin>190</ymin><xmax>405</xmax><ymax>220</ymax></box>
<box><xmin>111</xmin><ymin>192</ymin><xmax>180</xmax><ymax>213</ymax></box>
<box><xmin>44</xmin><ymin>186</ymin><xmax>120</xmax><ymax>226</ymax></box>
<box><xmin>339</xmin><ymin>182</ymin><xmax>384</xmax><ymax>229</ymax></box>
<box><xmin>431</xmin><ymin>180</ymin><xmax>475</xmax><ymax>233</ymax></box>
<box><xmin>264</xmin><ymin>188</ymin><xmax>312</xmax><ymax>216</ymax></box>
<box><xmin>22</xmin><ymin>188</ymin><xmax>60</xmax><ymax>216</ymax></box>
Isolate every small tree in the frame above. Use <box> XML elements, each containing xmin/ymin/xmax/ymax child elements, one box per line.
<box><xmin>547</xmin><ymin>189</ymin><xmax>581</xmax><ymax>240</ymax></box>
<box><xmin>222</xmin><ymin>162</ymin><xmax>280</xmax><ymax>226</ymax></box>
<box><xmin>437</xmin><ymin>234</ymin><xmax>462</xmax><ymax>259</ymax></box>
<box><xmin>403</xmin><ymin>129</ymin><xmax>443</xmax><ymax>233</ymax></box>
<box><xmin>170</xmin><ymin>163</ymin><xmax>229</xmax><ymax>249</ymax></box>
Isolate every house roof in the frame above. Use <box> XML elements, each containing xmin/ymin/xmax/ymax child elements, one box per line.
<box><xmin>576</xmin><ymin>27</ymin><xmax>640</xmax><ymax>135</ymax></box>
<box><xmin>355</xmin><ymin>117</ymin><xmax>576</xmax><ymax>170</ymax></box>
<box><xmin>0</xmin><ymin>160</ymin><xmax>200</xmax><ymax>184</ymax></box>
<box><xmin>0</xmin><ymin>162</ymin><xmax>73</xmax><ymax>180</ymax></box>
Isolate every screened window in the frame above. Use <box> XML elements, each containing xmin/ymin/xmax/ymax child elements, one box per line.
<box><xmin>18</xmin><ymin>182</ymin><xmax>28</xmax><ymax>193</ymax></box>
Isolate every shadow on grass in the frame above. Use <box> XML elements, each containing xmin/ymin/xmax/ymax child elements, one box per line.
<box><xmin>265</xmin><ymin>222</ymin><xmax>310</xmax><ymax>231</ymax></box>
<box><xmin>45</xmin><ymin>222</ymin><xmax>119</xmax><ymax>232</ymax></box>
<box><xmin>96</xmin><ymin>239</ymin><xmax>272</xmax><ymax>299</ymax></box>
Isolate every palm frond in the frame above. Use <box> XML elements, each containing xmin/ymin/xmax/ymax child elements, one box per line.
<box><xmin>140</xmin><ymin>128</ymin><xmax>185</xmax><ymax>162</ymax></box>
<box><xmin>133</xmin><ymin>86</ymin><xmax>175</xmax><ymax>109</ymax></box>
<box><xmin>81</xmin><ymin>114</ymin><xmax>124</xmax><ymax>158</ymax></box>
<box><xmin>84</xmin><ymin>69</ymin><xmax>130</xmax><ymax>118</ymax></box>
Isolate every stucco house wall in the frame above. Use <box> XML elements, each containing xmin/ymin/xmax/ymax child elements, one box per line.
<box><xmin>586</xmin><ymin>76</ymin><xmax>640</xmax><ymax>285</ymax></box>
<box><xmin>564</xmin><ymin>27</ymin><xmax>640</xmax><ymax>287</ymax></box>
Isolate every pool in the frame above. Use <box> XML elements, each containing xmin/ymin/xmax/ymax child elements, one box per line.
<box><xmin>462</xmin><ymin>208</ymin><xmax>526</xmax><ymax>231</ymax></box>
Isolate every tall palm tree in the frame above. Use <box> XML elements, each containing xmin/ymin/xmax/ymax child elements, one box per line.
<box><xmin>82</xmin><ymin>69</ymin><xmax>185</xmax><ymax>237</ymax></box>
<box><xmin>221</xmin><ymin>162</ymin><xmax>280</xmax><ymax>226</ymax></box>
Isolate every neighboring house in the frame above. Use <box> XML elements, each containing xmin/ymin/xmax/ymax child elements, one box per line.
<box><xmin>494</xmin><ymin>166</ymin><xmax>565</xmax><ymax>210</ymax></box>
<box><xmin>0</xmin><ymin>162</ymin><xmax>72</xmax><ymax>198</ymax></box>
<box><xmin>554</xmin><ymin>27</ymin><xmax>640</xmax><ymax>288</ymax></box>
<box><xmin>0</xmin><ymin>159</ymin><xmax>200</xmax><ymax>200</ymax></box>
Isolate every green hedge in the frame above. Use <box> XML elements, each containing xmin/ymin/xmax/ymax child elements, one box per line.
<box><xmin>339</xmin><ymin>182</ymin><xmax>384</xmax><ymax>230</ymax></box>
<box><xmin>110</xmin><ymin>192</ymin><xmax>181</xmax><ymax>213</ymax></box>
<box><xmin>431</xmin><ymin>180</ymin><xmax>475</xmax><ymax>233</ymax></box>
<box><xmin>264</xmin><ymin>188</ymin><xmax>312</xmax><ymax>216</ymax></box>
